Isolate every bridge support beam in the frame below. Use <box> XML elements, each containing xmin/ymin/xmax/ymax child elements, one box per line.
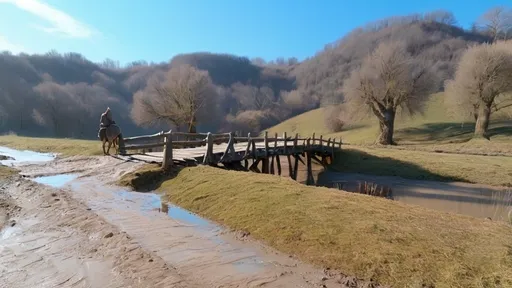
<box><xmin>162</xmin><ymin>129</ymin><xmax>173</xmax><ymax>170</ymax></box>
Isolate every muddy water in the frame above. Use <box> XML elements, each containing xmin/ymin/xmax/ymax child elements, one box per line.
<box><xmin>319</xmin><ymin>171</ymin><xmax>512</xmax><ymax>222</ymax></box>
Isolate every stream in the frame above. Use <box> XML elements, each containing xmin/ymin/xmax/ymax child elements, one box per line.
<box><xmin>319</xmin><ymin>171</ymin><xmax>512</xmax><ymax>222</ymax></box>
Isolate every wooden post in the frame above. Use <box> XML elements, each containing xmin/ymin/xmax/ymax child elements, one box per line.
<box><xmin>251</xmin><ymin>139</ymin><xmax>257</xmax><ymax>159</ymax></box>
<box><xmin>306</xmin><ymin>139</ymin><xmax>314</xmax><ymax>185</ymax></box>
<box><xmin>283</xmin><ymin>132</ymin><xmax>287</xmax><ymax>154</ymax></box>
<box><xmin>287</xmin><ymin>154</ymin><xmax>293</xmax><ymax>178</ymax></box>
<box><xmin>276</xmin><ymin>155</ymin><xmax>281</xmax><ymax>175</ymax></box>
<box><xmin>319</xmin><ymin>135</ymin><xmax>323</xmax><ymax>148</ymax></box>
<box><xmin>203</xmin><ymin>132</ymin><xmax>214</xmax><ymax>165</ymax></box>
<box><xmin>312</xmin><ymin>133</ymin><xmax>316</xmax><ymax>145</ymax></box>
<box><xmin>243</xmin><ymin>132</ymin><xmax>252</xmax><ymax>159</ymax></box>
<box><xmin>118</xmin><ymin>134</ymin><xmax>126</xmax><ymax>155</ymax></box>
<box><xmin>264</xmin><ymin>131</ymin><xmax>269</xmax><ymax>158</ymax></box>
<box><xmin>293</xmin><ymin>133</ymin><xmax>298</xmax><ymax>154</ymax></box>
<box><xmin>283</xmin><ymin>132</ymin><xmax>292</xmax><ymax>178</ymax></box>
<box><xmin>162</xmin><ymin>130</ymin><xmax>173</xmax><ymax>170</ymax></box>
<box><xmin>293</xmin><ymin>155</ymin><xmax>299</xmax><ymax>180</ymax></box>
<box><xmin>262</xmin><ymin>131</ymin><xmax>269</xmax><ymax>173</ymax></box>
<box><xmin>220</xmin><ymin>132</ymin><xmax>235</xmax><ymax>163</ymax></box>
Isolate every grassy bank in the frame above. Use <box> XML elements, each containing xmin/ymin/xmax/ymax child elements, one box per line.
<box><xmin>0</xmin><ymin>135</ymin><xmax>100</xmax><ymax>156</ymax></box>
<box><xmin>335</xmin><ymin>146</ymin><xmax>512</xmax><ymax>187</ymax></box>
<box><xmin>161</xmin><ymin>166</ymin><xmax>512</xmax><ymax>288</ymax></box>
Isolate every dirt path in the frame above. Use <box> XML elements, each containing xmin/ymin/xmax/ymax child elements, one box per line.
<box><xmin>1</xmin><ymin>154</ymin><xmax>380</xmax><ymax>288</ymax></box>
<box><xmin>0</xmin><ymin>174</ymin><xmax>189</xmax><ymax>288</ymax></box>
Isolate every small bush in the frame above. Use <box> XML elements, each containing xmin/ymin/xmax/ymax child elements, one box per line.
<box><xmin>325</xmin><ymin>105</ymin><xmax>346</xmax><ymax>132</ymax></box>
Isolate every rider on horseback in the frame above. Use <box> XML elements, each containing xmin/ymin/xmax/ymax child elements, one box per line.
<box><xmin>98</xmin><ymin>107</ymin><xmax>116</xmax><ymax>138</ymax></box>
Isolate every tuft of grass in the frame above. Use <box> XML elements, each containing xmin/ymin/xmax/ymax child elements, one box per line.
<box><xmin>0</xmin><ymin>135</ymin><xmax>101</xmax><ymax>157</ymax></box>
<box><xmin>0</xmin><ymin>165</ymin><xmax>17</xmax><ymax>179</ymax></box>
<box><xmin>332</xmin><ymin>146</ymin><xmax>512</xmax><ymax>187</ymax></box>
<box><xmin>162</xmin><ymin>166</ymin><xmax>512</xmax><ymax>288</ymax></box>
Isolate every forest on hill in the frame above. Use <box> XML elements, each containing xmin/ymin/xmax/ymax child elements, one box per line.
<box><xmin>0</xmin><ymin>8</ymin><xmax>509</xmax><ymax>139</ymax></box>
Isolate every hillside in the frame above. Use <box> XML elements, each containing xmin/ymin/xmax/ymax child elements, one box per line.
<box><xmin>0</xmin><ymin>12</ymin><xmax>498</xmax><ymax>139</ymax></box>
<box><xmin>267</xmin><ymin>93</ymin><xmax>512</xmax><ymax>147</ymax></box>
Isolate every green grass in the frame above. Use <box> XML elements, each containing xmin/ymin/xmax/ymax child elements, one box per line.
<box><xmin>159</xmin><ymin>166</ymin><xmax>512</xmax><ymax>288</ymax></box>
<box><xmin>0</xmin><ymin>135</ymin><xmax>101</xmax><ymax>156</ymax></box>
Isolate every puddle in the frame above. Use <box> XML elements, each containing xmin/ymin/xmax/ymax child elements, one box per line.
<box><xmin>1</xmin><ymin>226</ymin><xmax>22</xmax><ymax>240</ymax></box>
<box><xmin>32</xmin><ymin>174</ymin><xmax>79</xmax><ymax>189</ymax></box>
<box><xmin>0</xmin><ymin>146</ymin><xmax>55</xmax><ymax>166</ymax></box>
<box><xmin>116</xmin><ymin>190</ymin><xmax>219</xmax><ymax>231</ymax></box>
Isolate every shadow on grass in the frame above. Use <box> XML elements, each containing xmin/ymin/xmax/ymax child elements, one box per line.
<box><xmin>328</xmin><ymin>149</ymin><xmax>465</xmax><ymax>183</ymax></box>
<box><xmin>395</xmin><ymin>121</ymin><xmax>512</xmax><ymax>143</ymax></box>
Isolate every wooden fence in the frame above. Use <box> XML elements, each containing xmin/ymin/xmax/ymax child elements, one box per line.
<box><xmin>119</xmin><ymin>130</ymin><xmax>342</xmax><ymax>175</ymax></box>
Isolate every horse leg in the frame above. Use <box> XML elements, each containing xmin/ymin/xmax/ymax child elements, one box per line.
<box><xmin>102</xmin><ymin>140</ymin><xmax>107</xmax><ymax>155</ymax></box>
<box><xmin>107</xmin><ymin>140</ymin><xmax>112</xmax><ymax>155</ymax></box>
<box><xmin>113</xmin><ymin>137</ymin><xmax>119</xmax><ymax>154</ymax></box>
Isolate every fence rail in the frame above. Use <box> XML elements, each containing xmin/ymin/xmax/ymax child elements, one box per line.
<box><xmin>119</xmin><ymin>130</ymin><xmax>342</xmax><ymax>182</ymax></box>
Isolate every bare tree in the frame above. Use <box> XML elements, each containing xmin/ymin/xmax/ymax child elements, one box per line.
<box><xmin>446</xmin><ymin>41</ymin><xmax>512</xmax><ymax>139</ymax></box>
<box><xmin>342</xmin><ymin>41</ymin><xmax>438</xmax><ymax>145</ymax></box>
<box><xmin>231</xmin><ymin>83</ymin><xmax>278</xmax><ymax>111</ymax></box>
<box><xmin>477</xmin><ymin>6</ymin><xmax>512</xmax><ymax>42</ymax></box>
<box><xmin>131</xmin><ymin>64</ymin><xmax>215</xmax><ymax>133</ymax></box>
<box><xmin>324</xmin><ymin>105</ymin><xmax>346</xmax><ymax>132</ymax></box>
<box><xmin>424</xmin><ymin>10</ymin><xmax>457</xmax><ymax>26</ymax></box>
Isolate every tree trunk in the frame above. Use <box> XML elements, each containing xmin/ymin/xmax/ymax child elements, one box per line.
<box><xmin>474</xmin><ymin>104</ymin><xmax>491</xmax><ymax>139</ymax></box>
<box><xmin>187</xmin><ymin>115</ymin><xmax>197</xmax><ymax>133</ymax></box>
<box><xmin>377</xmin><ymin>110</ymin><xmax>396</xmax><ymax>145</ymax></box>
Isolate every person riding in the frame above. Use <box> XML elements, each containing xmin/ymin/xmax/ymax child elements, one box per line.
<box><xmin>98</xmin><ymin>107</ymin><xmax>116</xmax><ymax>138</ymax></box>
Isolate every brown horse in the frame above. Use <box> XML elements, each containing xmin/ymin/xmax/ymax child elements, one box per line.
<box><xmin>99</xmin><ymin>127</ymin><xmax>120</xmax><ymax>155</ymax></box>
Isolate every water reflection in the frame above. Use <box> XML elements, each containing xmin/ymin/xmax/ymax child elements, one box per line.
<box><xmin>320</xmin><ymin>172</ymin><xmax>512</xmax><ymax>222</ymax></box>
<box><xmin>116</xmin><ymin>190</ymin><xmax>215</xmax><ymax>229</ymax></box>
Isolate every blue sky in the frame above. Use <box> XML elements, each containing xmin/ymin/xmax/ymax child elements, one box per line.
<box><xmin>0</xmin><ymin>0</ymin><xmax>509</xmax><ymax>65</ymax></box>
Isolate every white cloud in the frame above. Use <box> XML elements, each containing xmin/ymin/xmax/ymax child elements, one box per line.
<box><xmin>0</xmin><ymin>35</ymin><xmax>28</xmax><ymax>54</ymax></box>
<box><xmin>0</xmin><ymin>0</ymin><xmax>96</xmax><ymax>38</ymax></box>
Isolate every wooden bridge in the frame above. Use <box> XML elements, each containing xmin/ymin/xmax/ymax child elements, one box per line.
<box><xmin>118</xmin><ymin>131</ymin><xmax>342</xmax><ymax>185</ymax></box>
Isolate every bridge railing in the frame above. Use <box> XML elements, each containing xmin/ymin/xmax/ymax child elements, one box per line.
<box><xmin>119</xmin><ymin>130</ymin><xmax>342</xmax><ymax>170</ymax></box>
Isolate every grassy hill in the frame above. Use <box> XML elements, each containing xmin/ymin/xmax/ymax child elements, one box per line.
<box><xmin>267</xmin><ymin>93</ymin><xmax>512</xmax><ymax>186</ymax></box>
<box><xmin>268</xmin><ymin>93</ymin><xmax>512</xmax><ymax>146</ymax></box>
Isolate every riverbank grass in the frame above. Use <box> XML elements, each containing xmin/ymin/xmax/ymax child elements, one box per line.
<box><xmin>160</xmin><ymin>166</ymin><xmax>512</xmax><ymax>288</ymax></box>
<box><xmin>0</xmin><ymin>135</ymin><xmax>100</xmax><ymax>156</ymax></box>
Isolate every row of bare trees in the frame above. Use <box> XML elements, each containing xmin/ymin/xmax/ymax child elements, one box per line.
<box><xmin>336</xmin><ymin>39</ymin><xmax>512</xmax><ymax>145</ymax></box>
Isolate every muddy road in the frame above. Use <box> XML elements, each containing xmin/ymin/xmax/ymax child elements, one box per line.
<box><xmin>0</xmin><ymin>152</ymin><xmax>381</xmax><ymax>288</ymax></box>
